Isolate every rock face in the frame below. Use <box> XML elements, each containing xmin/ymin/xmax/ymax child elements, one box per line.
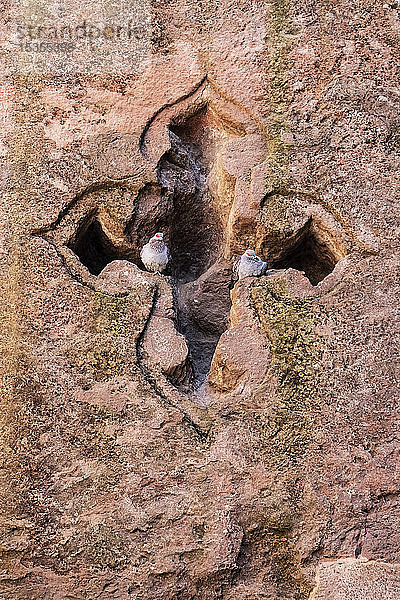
<box><xmin>311</xmin><ymin>560</ymin><xmax>400</xmax><ymax>600</ymax></box>
<box><xmin>208</xmin><ymin>279</ymin><xmax>270</xmax><ymax>394</ymax></box>
<box><xmin>142</xmin><ymin>315</ymin><xmax>189</xmax><ymax>385</ymax></box>
<box><xmin>1</xmin><ymin>0</ymin><xmax>400</xmax><ymax>598</ymax></box>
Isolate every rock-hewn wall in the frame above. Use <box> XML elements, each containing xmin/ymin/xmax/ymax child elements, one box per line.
<box><xmin>1</xmin><ymin>0</ymin><xmax>400</xmax><ymax>598</ymax></box>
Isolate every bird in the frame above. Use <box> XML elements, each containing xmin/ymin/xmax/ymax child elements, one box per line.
<box><xmin>235</xmin><ymin>249</ymin><xmax>269</xmax><ymax>280</ymax></box>
<box><xmin>140</xmin><ymin>232</ymin><xmax>170</xmax><ymax>273</ymax></box>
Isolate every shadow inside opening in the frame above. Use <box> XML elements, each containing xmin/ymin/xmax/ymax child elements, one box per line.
<box><xmin>68</xmin><ymin>218</ymin><xmax>132</xmax><ymax>276</ymax></box>
<box><xmin>273</xmin><ymin>220</ymin><xmax>339</xmax><ymax>285</ymax></box>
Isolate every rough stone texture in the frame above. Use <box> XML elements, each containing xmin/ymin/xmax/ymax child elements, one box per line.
<box><xmin>208</xmin><ymin>279</ymin><xmax>270</xmax><ymax>394</ymax></box>
<box><xmin>142</xmin><ymin>315</ymin><xmax>189</xmax><ymax>385</ymax></box>
<box><xmin>1</xmin><ymin>0</ymin><xmax>400</xmax><ymax>598</ymax></box>
<box><xmin>311</xmin><ymin>560</ymin><xmax>400</xmax><ymax>600</ymax></box>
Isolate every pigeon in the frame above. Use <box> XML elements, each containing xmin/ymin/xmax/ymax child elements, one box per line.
<box><xmin>235</xmin><ymin>249</ymin><xmax>269</xmax><ymax>280</ymax></box>
<box><xmin>140</xmin><ymin>232</ymin><xmax>170</xmax><ymax>273</ymax></box>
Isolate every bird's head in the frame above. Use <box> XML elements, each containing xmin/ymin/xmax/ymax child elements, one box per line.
<box><xmin>245</xmin><ymin>249</ymin><xmax>255</xmax><ymax>257</ymax></box>
<box><xmin>153</xmin><ymin>232</ymin><xmax>164</xmax><ymax>241</ymax></box>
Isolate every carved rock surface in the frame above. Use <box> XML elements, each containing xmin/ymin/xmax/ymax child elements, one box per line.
<box><xmin>312</xmin><ymin>560</ymin><xmax>400</xmax><ymax>600</ymax></box>
<box><xmin>142</xmin><ymin>315</ymin><xmax>189</xmax><ymax>385</ymax></box>
<box><xmin>97</xmin><ymin>259</ymin><xmax>153</xmax><ymax>295</ymax></box>
<box><xmin>208</xmin><ymin>278</ymin><xmax>270</xmax><ymax>394</ymax></box>
<box><xmin>1</xmin><ymin>0</ymin><xmax>400</xmax><ymax>598</ymax></box>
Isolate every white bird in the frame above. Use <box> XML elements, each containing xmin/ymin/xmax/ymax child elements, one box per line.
<box><xmin>236</xmin><ymin>249</ymin><xmax>269</xmax><ymax>280</ymax></box>
<box><xmin>140</xmin><ymin>232</ymin><xmax>170</xmax><ymax>273</ymax></box>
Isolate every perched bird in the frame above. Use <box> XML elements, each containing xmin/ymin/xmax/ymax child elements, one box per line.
<box><xmin>235</xmin><ymin>249</ymin><xmax>269</xmax><ymax>280</ymax></box>
<box><xmin>140</xmin><ymin>232</ymin><xmax>170</xmax><ymax>273</ymax></box>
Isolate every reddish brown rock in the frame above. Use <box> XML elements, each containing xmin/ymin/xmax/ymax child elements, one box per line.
<box><xmin>179</xmin><ymin>261</ymin><xmax>232</xmax><ymax>336</ymax></box>
<box><xmin>1</xmin><ymin>0</ymin><xmax>400</xmax><ymax>598</ymax></box>
<box><xmin>96</xmin><ymin>259</ymin><xmax>153</xmax><ymax>295</ymax></box>
<box><xmin>208</xmin><ymin>278</ymin><xmax>270</xmax><ymax>394</ymax></box>
<box><xmin>208</xmin><ymin>325</ymin><xmax>254</xmax><ymax>392</ymax></box>
<box><xmin>311</xmin><ymin>560</ymin><xmax>400</xmax><ymax>600</ymax></box>
<box><xmin>142</xmin><ymin>315</ymin><xmax>189</xmax><ymax>385</ymax></box>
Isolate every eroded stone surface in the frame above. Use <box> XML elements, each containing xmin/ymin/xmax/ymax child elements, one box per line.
<box><xmin>1</xmin><ymin>0</ymin><xmax>400</xmax><ymax>598</ymax></box>
<box><xmin>142</xmin><ymin>315</ymin><xmax>189</xmax><ymax>385</ymax></box>
<box><xmin>311</xmin><ymin>560</ymin><xmax>400</xmax><ymax>600</ymax></box>
<box><xmin>96</xmin><ymin>259</ymin><xmax>153</xmax><ymax>295</ymax></box>
<box><xmin>208</xmin><ymin>278</ymin><xmax>270</xmax><ymax>394</ymax></box>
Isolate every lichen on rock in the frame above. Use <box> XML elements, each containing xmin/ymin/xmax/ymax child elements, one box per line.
<box><xmin>251</xmin><ymin>276</ymin><xmax>322</xmax><ymax>463</ymax></box>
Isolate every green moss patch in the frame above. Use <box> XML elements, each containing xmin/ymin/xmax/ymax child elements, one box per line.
<box><xmin>266</xmin><ymin>0</ymin><xmax>295</xmax><ymax>192</ymax></box>
<box><xmin>80</xmin><ymin>294</ymin><xmax>132</xmax><ymax>382</ymax></box>
<box><xmin>251</xmin><ymin>278</ymin><xmax>321</xmax><ymax>464</ymax></box>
